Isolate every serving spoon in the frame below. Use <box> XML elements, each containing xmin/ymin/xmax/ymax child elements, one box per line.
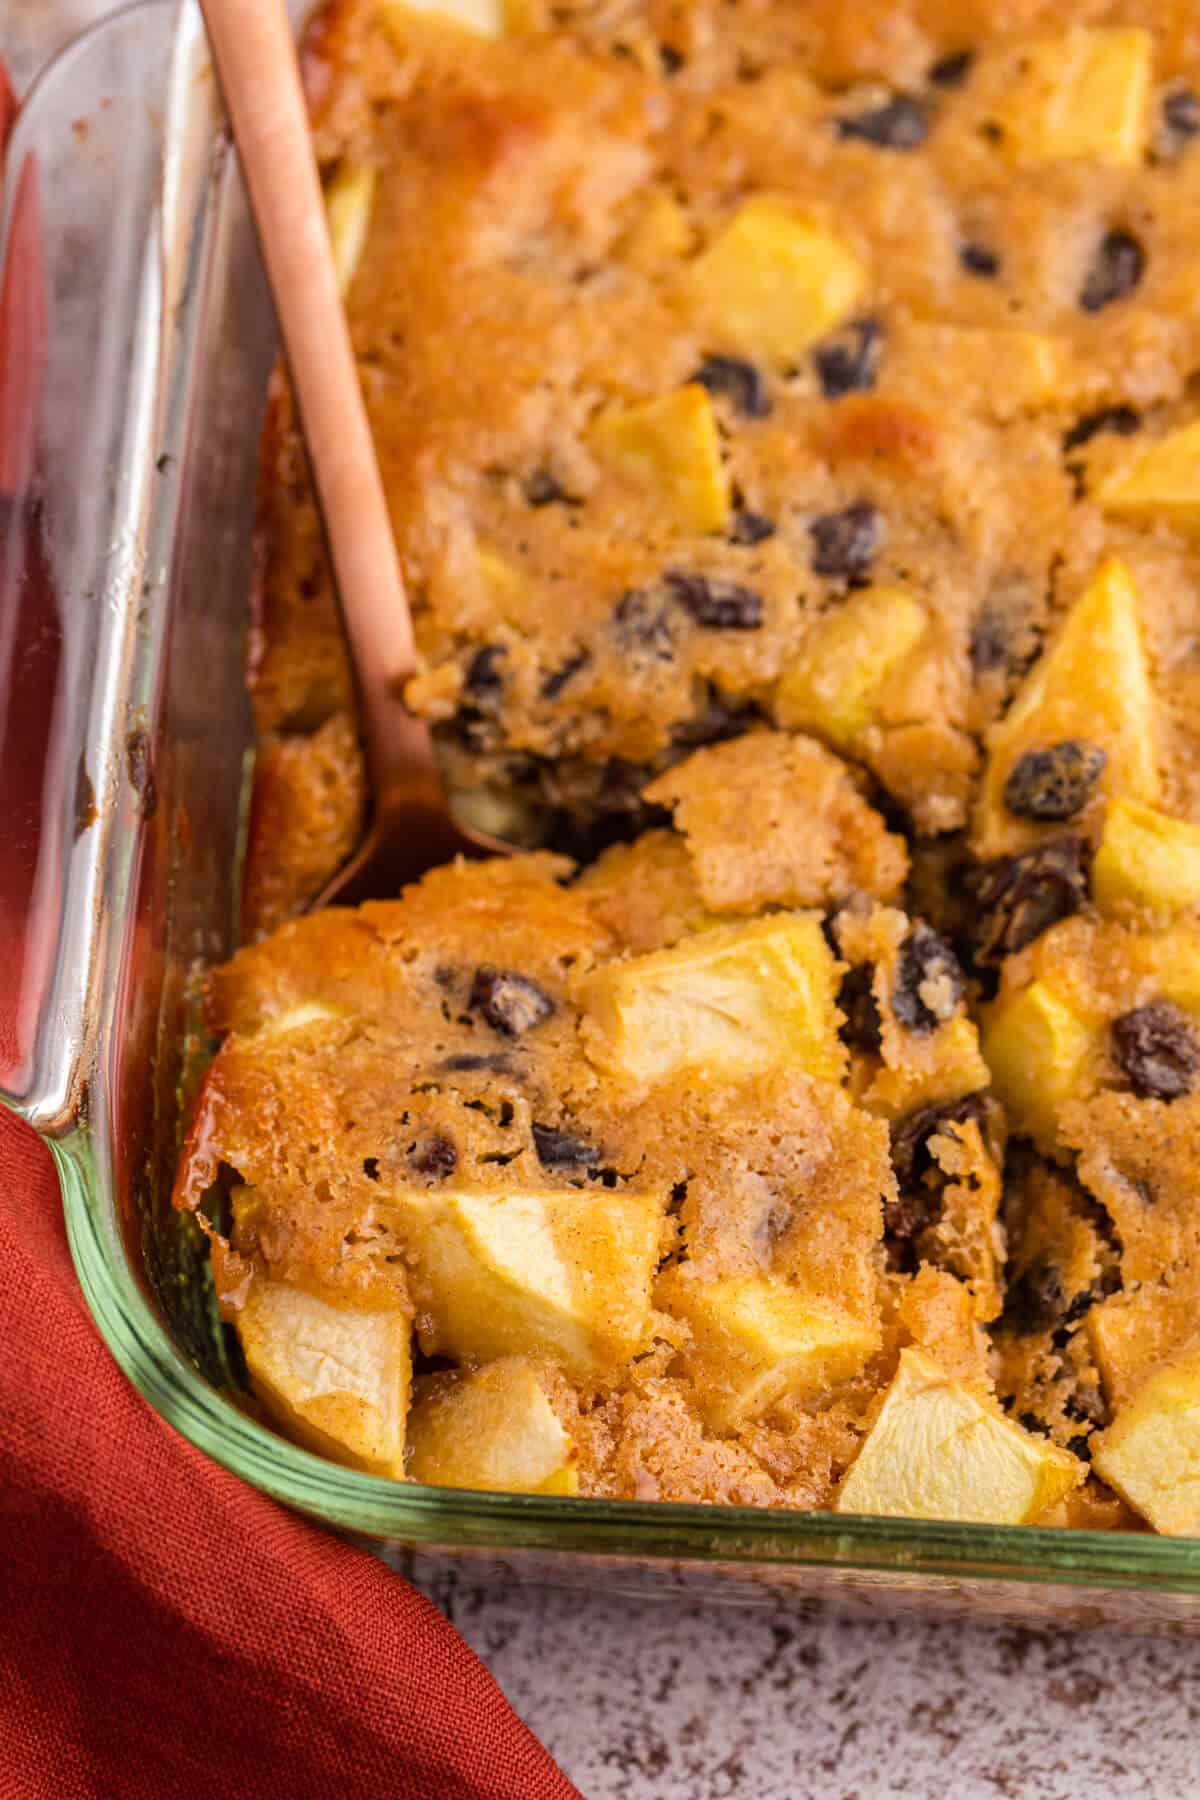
<box><xmin>198</xmin><ymin>0</ymin><xmax>511</xmax><ymax>905</ymax></box>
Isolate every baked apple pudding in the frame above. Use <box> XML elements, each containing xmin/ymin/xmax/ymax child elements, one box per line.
<box><xmin>177</xmin><ymin>0</ymin><xmax>1200</xmax><ymax>1532</ymax></box>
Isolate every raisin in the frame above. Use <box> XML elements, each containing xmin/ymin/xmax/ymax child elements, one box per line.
<box><xmin>1064</xmin><ymin>1387</ymin><xmax>1108</xmax><ymax>1430</ymax></box>
<box><xmin>410</xmin><ymin>1134</ymin><xmax>457</xmax><ymax>1178</ymax></box>
<box><xmin>440</xmin><ymin>1052</ymin><xmax>512</xmax><ymax>1073</ymax></box>
<box><xmin>1001</xmin><ymin>1254</ymin><xmax>1062</xmax><ymax>1335</ymax></box>
<box><xmin>667</xmin><ymin>570</ymin><xmax>764</xmax><ymax>629</ymax></box>
<box><xmin>540</xmin><ymin>649</ymin><xmax>590</xmax><ymax>699</ymax></box>
<box><xmin>929</xmin><ymin>50</ymin><xmax>973</xmax><ymax>88</ymax></box>
<box><xmin>813</xmin><ymin>317</ymin><xmax>883</xmax><ymax>398</ymax></box>
<box><xmin>1079</xmin><ymin>230</ymin><xmax>1144</xmax><ymax>313</ymax></box>
<box><xmin>838</xmin><ymin>962</ymin><xmax>882</xmax><ymax>1055</ymax></box>
<box><xmin>659</xmin><ymin>43</ymin><xmax>684</xmax><ymax>75</ymax></box>
<box><xmin>468</xmin><ymin>968</ymin><xmax>555</xmax><ymax>1037</ymax></box>
<box><xmin>524</xmin><ymin>468</ymin><xmax>571</xmax><ymax>506</ymax></box>
<box><xmin>671</xmin><ymin>686</ymin><xmax>761</xmax><ymax>750</ymax></box>
<box><xmin>809</xmin><ymin>502</ymin><xmax>884</xmax><ymax>586</ymax></box>
<box><xmin>959</xmin><ymin>242</ymin><xmax>999</xmax><ymax>277</ymax></box>
<box><xmin>729</xmin><ymin>508</ymin><xmax>776</xmax><ymax>546</ymax></box>
<box><xmin>1158</xmin><ymin>86</ymin><xmax>1200</xmax><ymax>159</ymax></box>
<box><xmin>1111</xmin><ymin>1001</ymin><xmax>1200</xmax><ymax>1102</ymax></box>
<box><xmin>1062</xmin><ymin>406</ymin><xmax>1140</xmax><ymax>454</ymax></box>
<box><xmin>969</xmin><ymin>605</ymin><xmax>1012</xmax><ymax>675</ymax></box>
<box><xmin>886</xmin><ymin>1093</ymin><xmax>988</xmax><ymax>1248</ymax></box>
<box><xmin>882</xmin><ymin>1187</ymin><xmax>939</xmax><ymax>1247</ymax></box>
<box><xmin>892</xmin><ymin>926</ymin><xmax>965</xmax><ymax>1033</ymax></box>
<box><xmin>970</xmin><ymin>837</ymin><xmax>1089</xmax><ymax>964</ymax></box>
<box><xmin>449</xmin><ymin>705</ymin><xmax>493</xmax><ymax>752</ymax></box>
<box><xmin>690</xmin><ymin>354</ymin><xmax>771</xmax><ymax>419</ymax></box>
<box><xmin>465</xmin><ymin>644</ymin><xmax>505</xmax><ymax>695</ymax></box>
<box><xmin>614</xmin><ymin>587</ymin><xmax>675</xmax><ymax>662</ymax></box>
<box><xmin>969</xmin><ymin>580</ymin><xmax>1042</xmax><ymax>682</ymax></box>
<box><xmin>1003</xmin><ymin>740</ymin><xmax>1107</xmax><ymax>822</ymax></box>
<box><xmin>1061</xmin><ymin>1283</ymin><xmax>1104</xmax><ymax>1329</ymax></box>
<box><xmin>890</xmin><ymin>1095</ymin><xmax>988</xmax><ymax>1187</ymax></box>
<box><xmin>835</xmin><ymin>95</ymin><xmax>930</xmax><ymax>150</ymax></box>
<box><xmin>532</xmin><ymin>1123</ymin><xmax>601</xmax><ymax>1169</ymax></box>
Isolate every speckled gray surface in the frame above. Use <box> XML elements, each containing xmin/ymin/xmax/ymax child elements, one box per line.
<box><xmin>409</xmin><ymin>1565</ymin><xmax>1200</xmax><ymax>1798</ymax></box>
<box><xmin>12</xmin><ymin>8</ymin><xmax>1200</xmax><ymax>1796</ymax></box>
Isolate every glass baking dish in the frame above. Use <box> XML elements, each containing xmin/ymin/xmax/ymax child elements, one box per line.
<box><xmin>6</xmin><ymin>0</ymin><xmax>1200</xmax><ymax>1630</ymax></box>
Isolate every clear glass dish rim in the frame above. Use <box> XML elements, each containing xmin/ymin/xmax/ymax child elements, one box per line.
<box><xmin>12</xmin><ymin>0</ymin><xmax>1200</xmax><ymax>1597</ymax></box>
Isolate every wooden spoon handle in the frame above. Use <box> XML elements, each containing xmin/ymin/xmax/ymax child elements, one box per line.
<box><xmin>199</xmin><ymin>0</ymin><xmax>416</xmax><ymax>698</ymax></box>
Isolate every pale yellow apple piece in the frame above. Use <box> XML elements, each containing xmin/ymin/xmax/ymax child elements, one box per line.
<box><xmin>1093</xmin><ymin>1340</ymin><xmax>1200</xmax><ymax>1535</ymax></box>
<box><xmin>407</xmin><ymin>1359</ymin><xmax>579</xmax><ymax>1494</ymax></box>
<box><xmin>837</xmin><ymin>1348</ymin><xmax>1082</xmax><ymax>1524</ymax></box>
<box><xmin>1087</xmin><ymin>1295</ymin><xmax>1152</xmax><ymax>1409</ymax></box>
<box><xmin>658</xmin><ymin>1271</ymin><xmax>877</xmax><ymax>1431</ymax></box>
<box><xmin>252</xmin><ymin>1001</ymin><xmax>343</xmax><ymax>1040</ymax></box>
<box><xmin>687</xmin><ymin>198</ymin><xmax>866</xmax><ymax>368</ymax></box>
<box><xmin>474</xmin><ymin>545</ymin><xmax>533</xmax><ymax>630</ymax></box>
<box><xmin>579</xmin><ymin>912</ymin><xmax>845</xmax><ymax>1087</ymax></box>
<box><xmin>378</xmin><ymin>0</ymin><xmax>503</xmax><ymax>41</ymax></box>
<box><xmin>975</xmin><ymin>556</ymin><xmax>1159</xmax><ymax>855</ymax></box>
<box><xmin>238</xmin><ymin>1281</ymin><xmax>410</xmax><ymax>1478</ymax></box>
<box><xmin>774</xmin><ymin>586</ymin><xmax>929</xmax><ymax>750</ymax></box>
<box><xmin>324</xmin><ymin>163</ymin><xmax>377</xmax><ymax>297</ymax></box>
<box><xmin>589</xmin><ymin>385</ymin><xmax>730</xmax><ymax>533</ymax></box>
<box><xmin>618</xmin><ymin>192</ymin><xmax>692</xmax><ymax>270</ymax></box>
<box><xmin>397</xmin><ymin>1186</ymin><xmax>663</xmax><ymax>1376</ymax></box>
<box><xmin>981</xmin><ymin>980</ymin><xmax>1093</xmax><ymax>1153</ymax></box>
<box><xmin>1093</xmin><ymin>797</ymin><xmax>1200</xmax><ymax>924</ymax></box>
<box><xmin>994</xmin><ymin>28</ymin><xmax>1153</xmax><ymax>166</ymax></box>
<box><xmin>1097</xmin><ymin>421</ymin><xmax>1200</xmax><ymax>536</ymax></box>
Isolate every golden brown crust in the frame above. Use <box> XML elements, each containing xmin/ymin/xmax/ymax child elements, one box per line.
<box><xmin>246</xmin><ymin>0</ymin><xmax>1200</xmax><ymax>915</ymax></box>
<box><xmin>220</xmin><ymin>0</ymin><xmax>1200</xmax><ymax>1523</ymax></box>
<box><xmin>643</xmin><ymin>731</ymin><xmax>908</xmax><ymax>912</ymax></box>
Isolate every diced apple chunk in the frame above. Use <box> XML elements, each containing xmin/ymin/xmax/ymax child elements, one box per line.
<box><xmin>475</xmin><ymin>545</ymin><xmax>532</xmax><ymax>628</ymax></box>
<box><xmin>658</xmin><ymin>1271</ymin><xmax>877</xmax><ymax>1430</ymax></box>
<box><xmin>975</xmin><ymin>556</ymin><xmax>1159</xmax><ymax>855</ymax></box>
<box><xmin>688</xmin><ymin>198</ymin><xmax>866</xmax><ymax>368</ymax></box>
<box><xmin>237</xmin><ymin>1281</ymin><xmax>410</xmax><ymax>1478</ymax></box>
<box><xmin>1093</xmin><ymin>1340</ymin><xmax>1200</xmax><ymax>1535</ymax></box>
<box><xmin>252</xmin><ymin>1000</ymin><xmax>344</xmax><ymax>1040</ymax></box>
<box><xmin>618</xmin><ymin>192</ymin><xmax>692</xmax><ymax>270</ymax></box>
<box><xmin>407</xmin><ymin>1359</ymin><xmax>579</xmax><ymax>1494</ymax></box>
<box><xmin>579</xmin><ymin>913</ymin><xmax>845</xmax><ymax>1087</ymax></box>
<box><xmin>378</xmin><ymin>0</ymin><xmax>503</xmax><ymax>42</ymax></box>
<box><xmin>1097</xmin><ymin>421</ymin><xmax>1200</xmax><ymax>536</ymax></box>
<box><xmin>1093</xmin><ymin>797</ymin><xmax>1200</xmax><ymax>924</ymax></box>
<box><xmin>837</xmin><ymin>1348</ymin><xmax>1082</xmax><ymax>1524</ymax></box>
<box><xmin>589</xmin><ymin>385</ymin><xmax>730</xmax><ymax>533</ymax></box>
<box><xmin>981</xmin><ymin>980</ymin><xmax>1094</xmax><ymax>1153</ymax></box>
<box><xmin>774</xmin><ymin>585</ymin><xmax>929</xmax><ymax>750</ymax></box>
<box><xmin>994</xmin><ymin>28</ymin><xmax>1153</xmax><ymax>166</ymax></box>
<box><xmin>396</xmin><ymin>1186</ymin><xmax>663</xmax><ymax>1376</ymax></box>
<box><xmin>324</xmin><ymin>163</ymin><xmax>376</xmax><ymax>297</ymax></box>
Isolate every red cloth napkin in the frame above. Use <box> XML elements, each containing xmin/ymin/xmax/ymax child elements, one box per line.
<box><xmin>0</xmin><ymin>1111</ymin><xmax>579</xmax><ymax>1799</ymax></box>
<box><xmin>0</xmin><ymin>63</ymin><xmax>577</xmax><ymax>1800</ymax></box>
